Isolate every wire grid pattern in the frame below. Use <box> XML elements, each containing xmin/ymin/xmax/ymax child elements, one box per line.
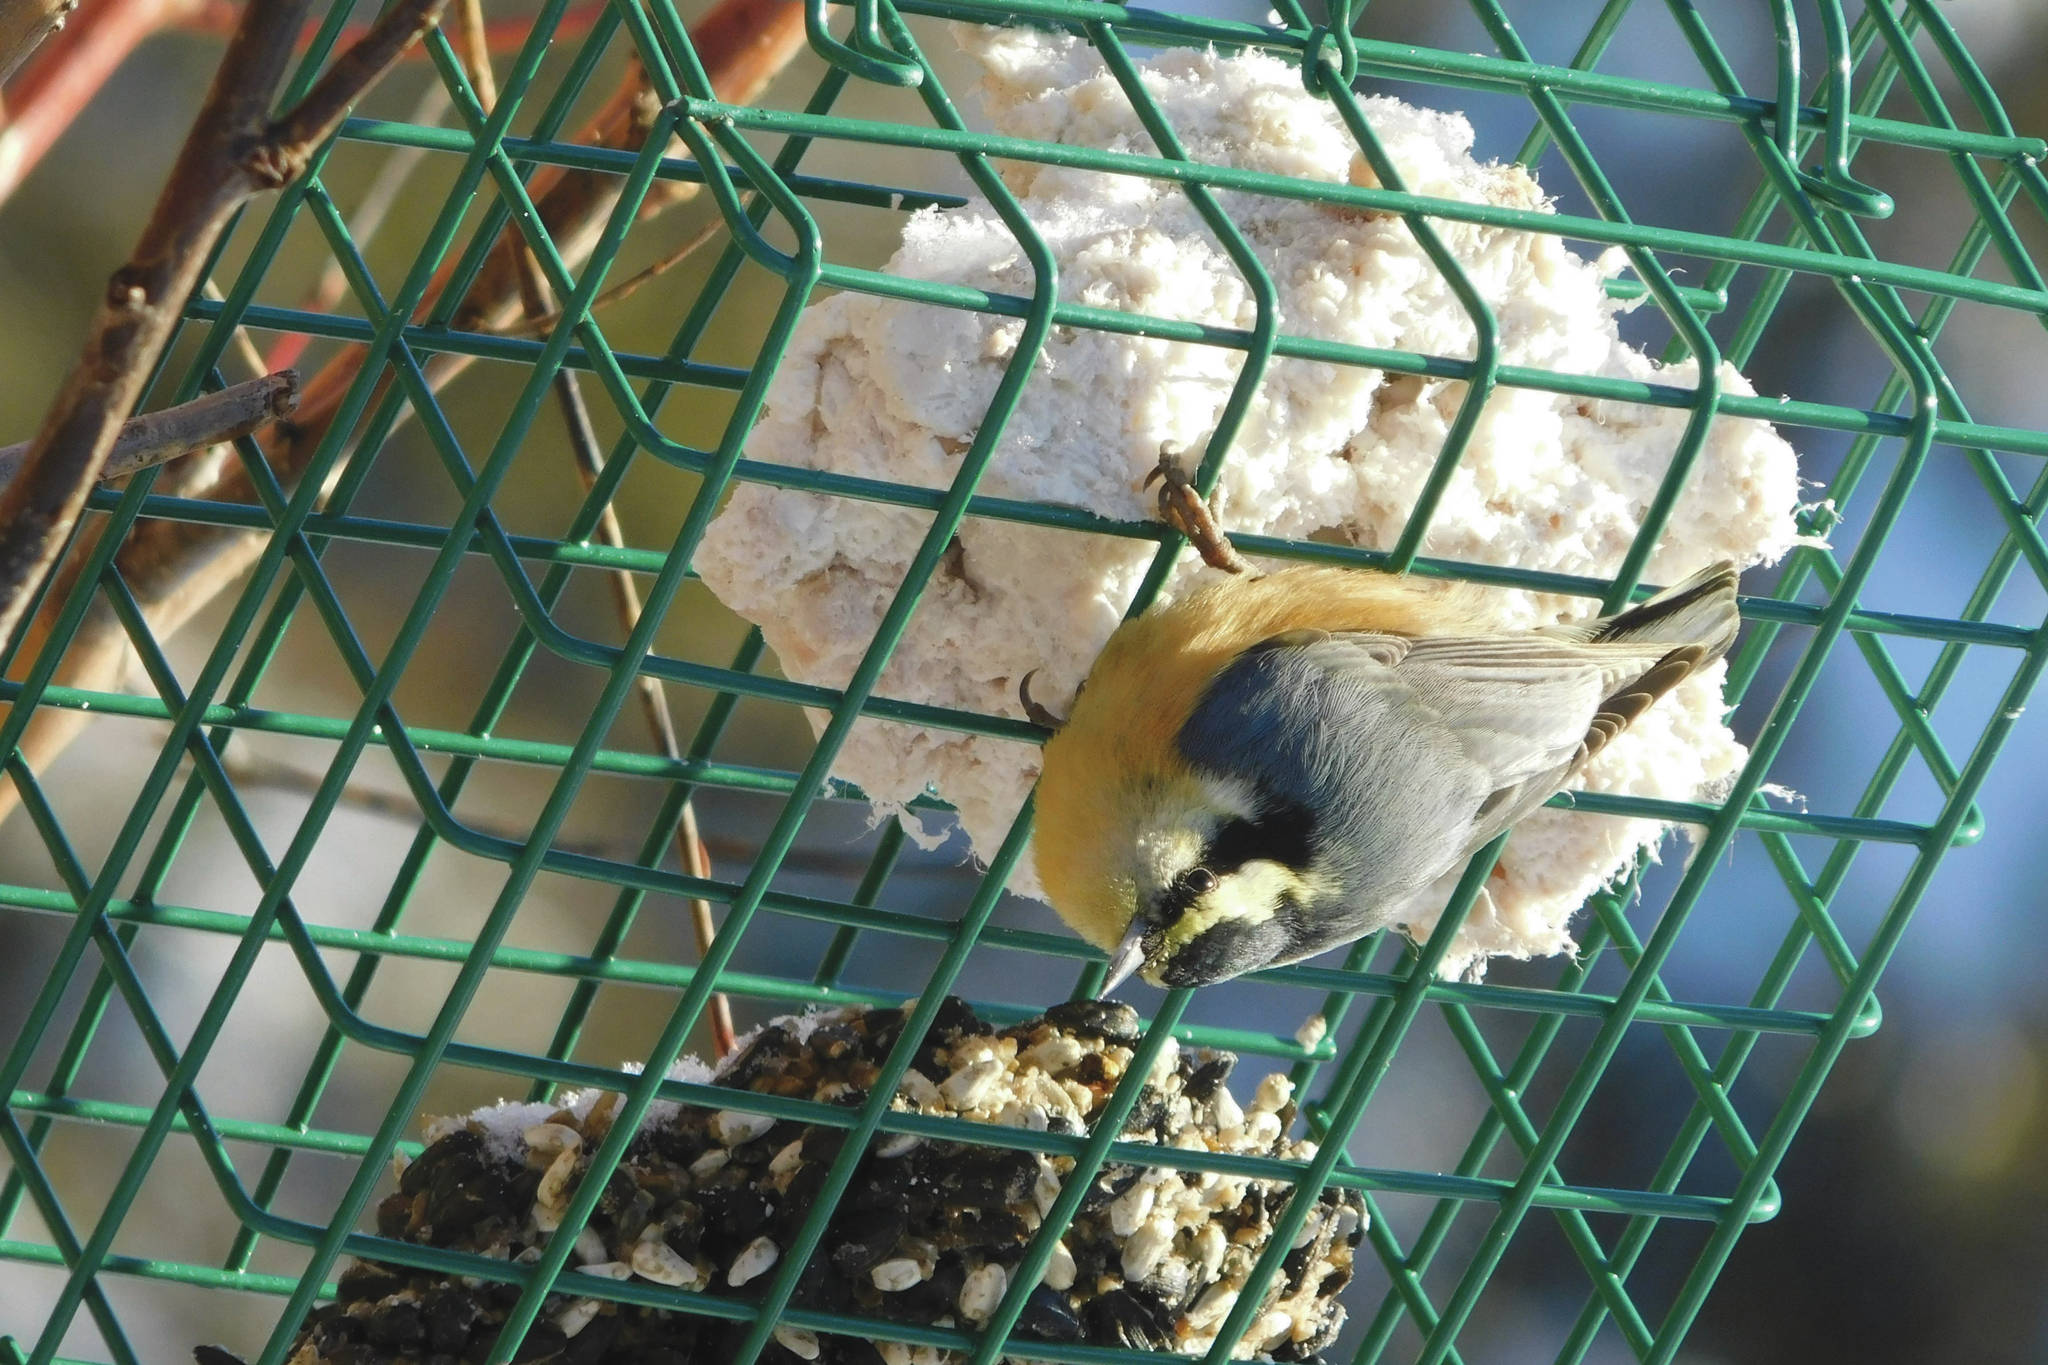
<box><xmin>2</xmin><ymin>0</ymin><xmax>2046</xmax><ymax>1362</ymax></box>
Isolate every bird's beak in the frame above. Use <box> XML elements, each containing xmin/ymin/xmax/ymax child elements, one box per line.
<box><xmin>1097</xmin><ymin>924</ymin><xmax>1150</xmax><ymax>998</ymax></box>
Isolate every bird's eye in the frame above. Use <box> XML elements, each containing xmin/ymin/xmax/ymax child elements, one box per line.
<box><xmin>1181</xmin><ymin>867</ymin><xmax>1218</xmax><ymax>895</ymax></box>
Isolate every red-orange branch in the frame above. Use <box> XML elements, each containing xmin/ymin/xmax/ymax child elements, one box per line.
<box><xmin>0</xmin><ymin>0</ymin><xmax>806</xmax><ymax>826</ymax></box>
<box><xmin>0</xmin><ymin>0</ymin><xmax>200</xmax><ymax>206</ymax></box>
<box><xmin>0</xmin><ymin>0</ymin><xmax>610</xmax><ymax>211</ymax></box>
<box><xmin>177</xmin><ymin>0</ymin><xmax>608</xmax><ymax>53</ymax></box>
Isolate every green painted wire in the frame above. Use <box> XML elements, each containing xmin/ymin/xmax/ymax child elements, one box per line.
<box><xmin>243</xmin><ymin>117</ymin><xmax>696</xmax><ymax>1362</ymax></box>
<box><xmin>1343</xmin><ymin>2</ymin><xmax>1867</xmax><ymax>1349</ymax></box>
<box><xmin>30</xmin><ymin>9</ymin><xmax>626</xmax><ymax>1282</ymax></box>
<box><xmin>1409</xmin><ymin>0</ymin><xmax>1949</xmax><ymax>1342</ymax></box>
<box><xmin>226</xmin><ymin>8</ymin><xmax>635</xmax><ymax>1274</ymax></box>
<box><xmin>619</xmin><ymin>11</ymin><xmax>1070</xmax><ymax>1363</ymax></box>
<box><xmin>656</xmin><ymin>99</ymin><xmax>2048</xmax><ymax>317</ymax></box>
<box><xmin>1395</xmin><ymin>22</ymin><xmax>1954</xmax><ymax>1356</ymax></box>
<box><xmin>8</xmin><ymin>6</ymin><xmax>589</xmax><ymax>1353</ymax></box>
<box><xmin>1199</xmin><ymin>834</ymin><xmax>1509</xmax><ymax>1365</ymax></box>
<box><xmin>5</xmin><ymin>0</ymin><xmax>2048</xmax><ymax>1360</ymax></box>
<box><xmin>1770</xmin><ymin>0</ymin><xmax>1894</xmax><ymax>216</ymax></box>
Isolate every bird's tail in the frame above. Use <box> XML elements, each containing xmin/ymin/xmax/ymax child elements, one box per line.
<box><xmin>1586</xmin><ymin>560</ymin><xmax>1743</xmax><ymax>661</ymax></box>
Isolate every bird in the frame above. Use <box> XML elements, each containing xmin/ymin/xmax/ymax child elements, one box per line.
<box><xmin>1027</xmin><ymin>454</ymin><xmax>1743</xmax><ymax>993</ymax></box>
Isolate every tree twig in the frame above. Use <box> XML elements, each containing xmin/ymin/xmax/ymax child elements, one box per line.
<box><xmin>0</xmin><ymin>0</ymin><xmax>448</xmax><ymax>652</ymax></box>
<box><xmin>458</xmin><ymin>0</ymin><xmax>737</xmax><ymax>1058</ymax></box>
<box><xmin>178</xmin><ymin>0</ymin><xmax>611</xmax><ymax>62</ymax></box>
<box><xmin>263</xmin><ymin>78</ymin><xmax>453</xmax><ymax>374</ymax></box>
<box><xmin>200</xmin><ymin>278</ymin><xmax>274</xmax><ymax>381</ymax></box>
<box><xmin>507</xmin><ymin>209</ymin><xmax>737</xmax><ymax>337</ymax></box>
<box><xmin>0</xmin><ymin>0</ymin><xmax>78</xmax><ymax>83</ymax></box>
<box><xmin>546</xmin><ymin>342</ymin><xmax>739</xmax><ymax>1060</ymax></box>
<box><xmin>449</xmin><ymin>0</ymin><xmax>493</xmax><ymax>109</ymax></box>
<box><xmin>0</xmin><ymin>0</ymin><xmax>608</xmax><ymax>209</ymax></box>
<box><xmin>0</xmin><ymin>371</ymin><xmax>298</xmax><ymax>491</ymax></box>
<box><xmin>0</xmin><ymin>0</ymin><xmax>803</xmax><ymax>828</ymax></box>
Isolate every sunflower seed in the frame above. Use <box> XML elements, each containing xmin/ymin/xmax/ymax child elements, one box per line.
<box><xmin>1022</xmin><ymin>1036</ymin><xmax>1084</xmax><ymax>1072</ymax></box>
<box><xmin>897</xmin><ymin>1069</ymin><xmax>941</xmax><ymax>1107</ymax></box>
<box><xmin>941</xmin><ymin>1057</ymin><xmax>1003</xmax><ymax>1109</ymax></box>
<box><xmin>1121</xmin><ymin>1217</ymin><xmax>1173</xmax><ymax>1282</ymax></box>
<box><xmin>768</xmin><ymin>1138</ymin><xmax>806</xmax><ymax>1177</ymax></box>
<box><xmin>727</xmin><ymin>1236</ymin><xmax>779</xmax><ymax>1287</ymax></box>
<box><xmin>629</xmin><ymin>1235</ymin><xmax>701</xmax><ymax>1288</ymax></box>
<box><xmin>524</xmin><ymin>1122</ymin><xmax>581</xmax><ymax>1154</ymax></box>
<box><xmin>1043</xmin><ymin>1239</ymin><xmax>1077</xmax><ymax>1291</ymax></box>
<box><xmin>1252</xmin><ymin>1309</ymin><xmax>1294</xmax><ymax>1348</ymax></box>
<box><xmin>772</xmin><ymin>1326</ymin><xmax>821</xmax><ymax>1360</ymax></box>
<box><xmin>1108</xmin><ymin>1180</ymin><xmax>1155</xmax><ymax>1236</ymax></box>
<box><xmin>1186</xmin><ymin>1283</ymin><xmax>1238</xmax><ymax>1330</ymax></box>
<box><xmin>1194</xmin><ymin>1222</ymin><xmax>1228</xmax><ymax>1278</ymax></box>
<box><xmin>871</xmin><ymin>1257</ymin><xmax>926</xmax><ymax>1292</ymax></box>
<box><xmin>711</xmin><ymin>1109</ymin><xmax>777</xmax><ymax>1146</ymax></box>
<box><xmin>876</xmin><ymin>1130</ymin><xmax>921</xmax><ymax>1158</ymax></box>
<box><xmin>958</xmin><ymin>1261</ymin><xmax>1007</xmax><ymax>1321</ymax></box>
<box><xmin>554</xmin><ymin>1298</ymin><xmax>600</xmax><ymax>1338</ymax></box>
<box><xmin>1147</xmin><ymin>1036</ymin><xmax>1182</xmax><ymax>1084</ymax></box>
<box><xmin>1033</xmin><ymin>1157</ymin><xmax>1062</xmax><ymax>1216</ymax></box>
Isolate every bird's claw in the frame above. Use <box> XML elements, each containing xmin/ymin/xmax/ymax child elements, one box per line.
<box><xmin>1019</xmin><ymin>670</ymin><xmax>1068</xmax><ymax>730</ymax></box>
<box><xmin>1148</xmin><ymin>445</ymin><xmax>1248</xmax><ymax>575</ymax></box>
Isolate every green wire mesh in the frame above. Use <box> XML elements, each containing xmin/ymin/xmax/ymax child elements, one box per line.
<box><xmin>3</xmin><ymin>0</ymin><xmax>2047</xmax><ymax>1363</ymax></box>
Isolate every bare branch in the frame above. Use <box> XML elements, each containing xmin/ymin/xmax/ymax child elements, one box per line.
<box><xmin>246</xmin><ymin>0</ymin><xmax>450</xmax><ymax>189</ymax></box>
<box><xmin>264</xmin><ymin>78</ymin><xmax>451</xmax><ymax>373</ymax></box>
<box><xmin>466</xmin><ymin>11</ymin><xmax>738</xmax><ymax>1058</ymax></box>
<box><xmin>551</xmin><ymin>356</ymin><xmax>739</xmax><ymax>1058</ymax></box>
<box><xmin>509</xmin><ymin>209</ymin><xmax>737</xmax><ymax>336</ymax></box>
<box><xmin>0</xmin><ymin>371</ymin><xmax>298</xmax><ymax>490</ymax></box>
<box><xmin>0</xmin><ymin>0</ymin><xmax>446</xmax><ymax>653</ymax></box>
<box><xmin>450</xmin><ymin>0</ymin><xmax>493</xmax><ymax>109</ymax></box>
<box><xmin>0</xmin><ymin>0</ymin><xmax>78</xmax><ymax>83</ymax></box>
<box><xmin>177</xmin><ymin>0</ymin><xmax>610</xmax><ymax>63</ymax></box>
<box><xmin>0</xmin><ymin>0</ymin><xmax>804</xmax><ymax>826</ymax></box>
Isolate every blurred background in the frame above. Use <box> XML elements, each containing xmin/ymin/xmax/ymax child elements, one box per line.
<box><xmin>2</xmin><ymin>0</ymin><xmax>2045</xmax><ymax>1361</ymax></box>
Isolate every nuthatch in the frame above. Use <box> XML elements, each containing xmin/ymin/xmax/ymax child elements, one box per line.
<box><xmin>1029</xmin><ymin>455</ymin><xmax>1742</xmax><ymax>992</ymax></box>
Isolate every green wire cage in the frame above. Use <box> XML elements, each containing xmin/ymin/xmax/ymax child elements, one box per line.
<box><xmin>4</xmin><ymin>0</ymin><xmax>2047</xmax><ymax>1362</ymax></box>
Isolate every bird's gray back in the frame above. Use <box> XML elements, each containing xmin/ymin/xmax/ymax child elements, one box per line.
<box><xmin>1175</xmin><ymin>639</ymin><xmax>1496</xmax><ymax>940</ymax></box>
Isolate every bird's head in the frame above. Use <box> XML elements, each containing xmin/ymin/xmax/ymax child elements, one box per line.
<box><xmin>1092</xmin><ymin>774</ymin><xmax>1324</xmax><ymax>991</ymax></box>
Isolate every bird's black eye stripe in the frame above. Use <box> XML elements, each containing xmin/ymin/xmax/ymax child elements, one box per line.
<box><xmin>1157</xmin><ymin>867</ymin><xmax>1217</xmax><ymax>923</ymax></box>
<box><xmin>1205</xmin><ymin>798</ymin><xmax>1316</xmax><ymax>873</ymax></box>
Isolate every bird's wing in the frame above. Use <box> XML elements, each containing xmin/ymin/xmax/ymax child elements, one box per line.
<box><xmin>1283</xmin><ymin>630</ymin><xmax>1705</xmax><ymax>848</ymax></box>
<box><xmin>1177</xmin><ymin>626</ymin><xmax>1712</xmax><ymax>925</ymax></box>
<box><xmin>1390</xmin><ymin>632</ymin><xmax>1710</xmax><ymax>844</ymax></box>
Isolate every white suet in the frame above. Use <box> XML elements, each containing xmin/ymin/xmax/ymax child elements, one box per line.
<box><xmin>694</xmin><ymin>26</ymin><xmax>1807</xmax><ymax>978</ymax></box>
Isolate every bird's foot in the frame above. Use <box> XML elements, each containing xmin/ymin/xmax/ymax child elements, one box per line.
<box><xmin>1144</xmin><ymin>445</ymin><xmax>1248</xmax><ymax>575</ymax></box>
